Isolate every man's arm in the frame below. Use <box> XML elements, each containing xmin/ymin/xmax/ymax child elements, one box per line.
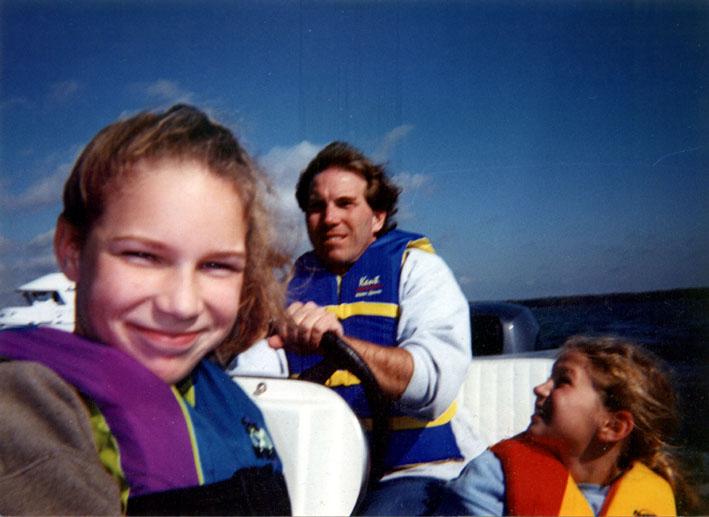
<box><xmin>337</xmin><ymin>334</ymin><xmax>414</xmax><ymax>400</ymax></box>
<box><xmin>268</xmin><ymin>301</ymin><xmax>413</xmax><ymax>399</ymax></box>
<box><xmin>395</xmin><ymin>248</ymin><xmax>472</xmax><ymax>418</ymax></box>
<box><xmin>336</xmin><ymin>249</ymin><xmax>471</xmax><ymax>406</ymax></box>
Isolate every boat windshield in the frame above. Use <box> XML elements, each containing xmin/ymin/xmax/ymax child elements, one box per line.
<box><xmin>22</xmin><ymin>291</ymin><xmax>63</xmax><ymax>305</ymax></box>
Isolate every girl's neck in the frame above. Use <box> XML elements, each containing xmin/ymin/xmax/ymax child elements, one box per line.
<box><xmin>563</xmin><ymin>443</ymin><xmax>623</xmax><ymax>486</ymax></box>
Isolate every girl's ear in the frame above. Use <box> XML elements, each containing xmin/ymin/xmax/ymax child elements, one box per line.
<box><xmin>54</xmin><ymin>216</ymin><xmax>82</xmax><ymax>282</ymax></box>
<box><xmin>598</xmin><ymin>410</ymin><xmax>634</xmax><ymax>443</ymax></box>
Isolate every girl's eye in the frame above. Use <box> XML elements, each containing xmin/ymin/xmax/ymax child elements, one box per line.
<box><xmin>122</xmin><ymin>250</ymin><xmax>157</xmax><ymax>262</ymax></box>
<box><xmin>555</xmin><ymin>376</ymin><xmax>571</xmax><ymax>386</ymax></box>
<box><xmin>201</xmin><ymin>261</ymin><xmax>244</xmax><ymax>273</ymax></box>
<box><xmin>203</xmin><ymin>262</ymin><xmax>231</xmax><ymax>270</ymax></box>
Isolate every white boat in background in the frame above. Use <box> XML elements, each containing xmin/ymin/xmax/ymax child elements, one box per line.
<box><xmin>0</xmin><ymin>272</ymin><xmax>75</xmax><ymax>332</ymax></box>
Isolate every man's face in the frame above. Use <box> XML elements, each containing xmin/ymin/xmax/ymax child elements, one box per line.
<box><xmin>305</xmin><ymin>167</ymin><xmax>385</xmax><ymax>275</ymax></box>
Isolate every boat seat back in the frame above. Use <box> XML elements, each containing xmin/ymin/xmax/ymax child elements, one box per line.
<box><xmin>458</xmin><ymin>354</ymin><xmax>555</xmax><ymax>447</ymax></box>
<box><xmin>233</xmin><ymin>376</ymin><xmax>369</xmax><ymax>516</ymax></box>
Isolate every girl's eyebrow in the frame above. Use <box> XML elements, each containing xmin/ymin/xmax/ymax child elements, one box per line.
<box><xmin>206</xmin><ymin>250</ymin><xmax>247</xmax><ymax>262</ymax></box>
<box><xmin>110</xmin><ymin>236</ymin><xmax>167</xmax><ymax>249</ymax></box>
<box><xmin>552</xmin><ymin>363</ymin><xmax>575</xmax><ymax>377</ymax></box>
<box><xmin>110</xmin><ymin>236</ymin><xmax>246</xmax><ymax>258</ymax></box>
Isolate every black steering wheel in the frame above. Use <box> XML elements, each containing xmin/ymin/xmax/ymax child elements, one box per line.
<box><xmin>298</xmin><ymin>332</ymin><xmax>389</xmax><ymax>482</ymax></box>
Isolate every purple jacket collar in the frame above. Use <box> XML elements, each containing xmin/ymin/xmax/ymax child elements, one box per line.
<box><xmin>0</xmin><ymin>326</ymin><xmax>200</xmax><ymax>495</ymax></box>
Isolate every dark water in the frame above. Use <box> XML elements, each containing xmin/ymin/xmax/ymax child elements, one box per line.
<box><xmin>511</xmin><ymin>288</ymin><xmax>709</xmax><ymax>492</ymax></box>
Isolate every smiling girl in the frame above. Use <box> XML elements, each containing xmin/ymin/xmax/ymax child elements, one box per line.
<box><xmin>435</xmin><ymin>336</ymin><xmax>695</xmax><ymax>516</ymax></box>
<box><xmin>0</xmin><ymin>105</ymin><xmax>291</xmax><ymax>514</ymax></box>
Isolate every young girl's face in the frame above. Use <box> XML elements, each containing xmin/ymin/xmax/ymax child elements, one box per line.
<box><xmin>527</xmin><ymin>352</ymin><xmax>611</xmax><ymax>458</ymax></box>
<box><xmin>58</xmin><ymin>159</ymin><xmax>247</xmax><ymax>384</ymax></box>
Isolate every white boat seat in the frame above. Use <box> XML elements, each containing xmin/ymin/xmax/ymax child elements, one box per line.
<box><xmin>233</xmin><ymin>354</ymin><xmax>555</xmax><ymax>514</ymax></box>
<box><xmin>234</xmin><ymin>376</ymin><xmax>369</xmax><ymax>516</ymax></box>
<box><xmin>457</xmin><ymin>354</ymin><xmax>555</xmax><ymax>447</ymax></box>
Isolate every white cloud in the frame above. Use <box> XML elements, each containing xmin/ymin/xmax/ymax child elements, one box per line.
<box><xmin>0</xmin><ymin>234</ymin><xmax>16</xmax><ymax>256</ymax></box>
<box><xmin>371</xmin><ymin>124</ymin><xmax>414</xmax><ymax>162</ymax></box>
<box><xmin>392</xmin><ymin>172</ymin><xmax>432</xmax><ymax>193</ymax></box>
<box><xmin>260</xmin><ymin>141</ymin><xmax>320</xmax><ymax>183</ymax></box>
<box><xmin>1</xmin><ymin>163</ymin><xmax>70</xmax><ymax>211</ymax></box>
<box><xmin>48</xmin><ymin>80</ymin><xmax>80</xmax><ymax>104</ymax></box>
<box><xmin>28</xmin><ymin>229</ymin><xmax>55</xmax><ymax>250</ymax></box>
<box><xmin>143</xmin><ymin>79</ymin><xmax>195</xmax><ymax>104</ymax></box>
<box><xmin>391</xmin><ymin>171</ymin><xmax>435</xmax><ymax>223</ymax></box>
<box><xmin>457</xmin><ymin>275</ymin><xmax>474</xmax><ymax>286</ymax></box>
<box><xmin>259</xmin><ymin>141</ymin><xmax>322</xmax><ymax>255</ymax></box>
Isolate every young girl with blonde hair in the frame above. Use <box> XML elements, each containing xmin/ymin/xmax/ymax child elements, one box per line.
<box><xmin>436</xmin><ymin>335</ymin><xmax>696</xmax><ymax>516</ymax></box>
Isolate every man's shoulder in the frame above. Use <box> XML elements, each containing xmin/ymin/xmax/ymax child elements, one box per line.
<box><xmin>402</xmin><ymin>245</ymin><xmax>449</xmax><ymax>273</ymax></box>
<box><xmin>370</xmin><ymin>229</ymin><xmax>433</xmax><ymax>258</ymax></box>
<box><xmin>399</xmin><ymin>246</ymin><xmax>464</xmax><ymax>302</ymax></box>
<box><xmin>381</xmin><ymin>228</ymin><xmax>427</xmax><ymax>245</ymax></box>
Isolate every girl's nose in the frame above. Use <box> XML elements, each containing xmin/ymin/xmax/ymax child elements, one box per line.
<box><xmin>533</xmin><ymin>378</ymin><xmax>553</xmax><ymax>399</ymax></box>
<box><xmin>155</xmin><ymin>269</ymin><xmax>202</xmax><ymax>320</ymax></box>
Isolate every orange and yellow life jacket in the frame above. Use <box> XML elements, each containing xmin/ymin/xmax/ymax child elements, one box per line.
<box><xmin>491</xmin><ymin>436</ymin><xmax>676</xmax><ymax>516</ymax></box>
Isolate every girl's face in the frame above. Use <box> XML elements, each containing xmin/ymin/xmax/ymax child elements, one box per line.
<box><xmin>527</xmin><ymin>352</ymin><xmax>611</xmax><ymax>458</ymax></box>
<box><xmin>58</xmin><ymin>159</ymin><xmax>247</xmax><ymax>384</ymax></box>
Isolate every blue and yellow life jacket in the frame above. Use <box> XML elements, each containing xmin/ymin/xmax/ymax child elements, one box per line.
<box><xmin>287</xmin><ymin>229</ymin><xmax>463</xmax><ymax>469</ymax></box>
<box><xmin>0</xmin><ymin>327</ymin><xmax>286</xmax><ymax>513</ymax></box>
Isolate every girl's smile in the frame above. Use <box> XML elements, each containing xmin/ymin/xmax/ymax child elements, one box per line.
<box><xmin>125</xmin><ymin>324</ymin><xmax>205</xmax><ymax>353</ymax></box>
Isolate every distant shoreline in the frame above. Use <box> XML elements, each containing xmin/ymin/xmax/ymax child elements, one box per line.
<box><xmin>495</xmin><ymin>286</ymin><xmax>709</xmax><ymax>308</ymax></box>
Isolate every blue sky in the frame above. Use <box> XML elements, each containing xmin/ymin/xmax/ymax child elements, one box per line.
<box><xmin>1</xmin><ymin>0</ymin><xmax>707</xmax><ymax>306</ymax></box>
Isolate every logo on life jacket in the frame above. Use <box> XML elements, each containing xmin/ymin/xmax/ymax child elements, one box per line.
<box><xmin>242</xmin><ymin>417</ymin><xmax>275</xmax><ymax>459</ymax></box>
<box><xmin>355</xmin><ymin>275</ymin><xmax>383</xmax><ymax>298</ymax></box>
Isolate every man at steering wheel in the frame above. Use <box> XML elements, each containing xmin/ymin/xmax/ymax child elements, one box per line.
<box><xmin>236</xmin><ymin>141</ymin><xmax>480</xmax><ymax>515</ymax></box>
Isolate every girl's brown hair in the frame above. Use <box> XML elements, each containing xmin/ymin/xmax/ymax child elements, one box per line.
<box><xmin>62</xmin><ymin>104</ymin><xmax>290</xmax><ymax>361</ymax></box>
